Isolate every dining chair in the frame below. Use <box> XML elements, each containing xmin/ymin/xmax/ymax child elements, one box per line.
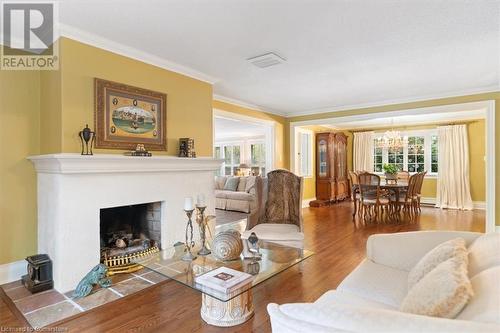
<box><xmin>348</xmin><ymin>171</ymin><xmax>360</xmax><ymax>221</ymax></box>
<box><xmin>413</xmin><ymin>171</ymin><xmax>427</xmax><ymax>212</ymax></box>
<box><xmin>357</xmin><ymin>172</ymin><xmax>390</xmax><ymax>225</ymax></box>
<box><xmin>391</xmin><ymin>173</ymin><xmax>419</xmax><ymax>222</ymax></box>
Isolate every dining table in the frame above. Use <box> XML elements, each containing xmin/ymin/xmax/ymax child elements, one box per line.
<box><xmin>352</xmin><ymin>182</ymin><xmax>409</xmax><ymax>223</ymax></box>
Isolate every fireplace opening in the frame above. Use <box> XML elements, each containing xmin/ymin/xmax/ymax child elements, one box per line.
<box><xmin>100</xmin><ymin>202</ymin><xmax>161</xmax><ymax>272</ymax></box>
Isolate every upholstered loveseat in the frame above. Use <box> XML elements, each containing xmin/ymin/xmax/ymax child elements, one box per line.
<box><xmin>214</xmin><ymin>176</ymin><xmax>262</xmax><ymax>213</ymax></box>
<box><xmin>268</xmin><ymin>231</ymin><xmax>500</xmax><ymax>332</ymax></box>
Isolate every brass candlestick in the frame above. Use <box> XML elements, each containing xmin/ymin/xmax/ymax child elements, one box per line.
<box><xmin>196</xmin><ymin>205</ymin><xmax>211</xmax><ymax>256</ymax></box>
<box><xmin>182</xmin><ymin>209</ymin><xmax>197</xmax><ymax>261</ymax></box>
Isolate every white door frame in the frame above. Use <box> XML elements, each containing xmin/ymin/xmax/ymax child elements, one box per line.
<box><xmin>289</xmin><ymin>100</ymin><xmax>496</xmax><ymax>233</ymax></box>
<box><xmin>213</xmin><ymin>109</ymin><xmax>276</xmax><ymax>173</ymax></box>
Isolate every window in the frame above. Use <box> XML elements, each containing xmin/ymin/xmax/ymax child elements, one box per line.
<box><xmin>373</xmin><ymin>146</ymin><xmax>383</xmax><ymax>172</ymax></box>
<box><xmin>250</xmin><ymin>142</ymin><xmax>266</xmax><ymax>176</ymax></box>
<box><xmin>214</xmin><ymin>144</ymin><xmax>241</xmax><ymax>176</ymax></box>
<box><xmin>296</xmin><ymin>130</ymin><xmax>312</xmax><ymax>177</ymax></box>
<box><xmin>372</xmin><ymin>129</ymin><xmax>438</xmax><ymax>175</ymax></box>
<box><xmin>431</xmin><ymin>135</ymin><xmax>438</xmax><ymax>173</ymax></box>
<box><xmin>407</xmin><ymin>136</ymin><xmax>425</xmax><ymax>172</ymax></box>
<box><xmin>387</xmin><ymin>146</ymin><xmax>404</xmax><ymax>171</ymax></box>
<box><xmin>214</xmin><ymin>140</ymin><xmax>266</xmax><ymax>176</ymax></box>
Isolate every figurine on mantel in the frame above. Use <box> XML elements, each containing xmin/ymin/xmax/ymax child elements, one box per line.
<box><xmin>125</xmin><ymin>144</ymin><xmax>152</xmax><ymax>157</ymax></box>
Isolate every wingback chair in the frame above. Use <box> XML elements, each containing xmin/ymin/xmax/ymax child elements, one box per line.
<box><xmin>243</xmin><ymin>169</ymin><xmax>304</xmax><ymax>248</ymax></box>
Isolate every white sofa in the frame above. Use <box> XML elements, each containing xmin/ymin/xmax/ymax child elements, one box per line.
<box><xmin>214</xmin><ymin>176</ymin><xmax>262</xmax><ymax>213</ymax></box>
<box><xmin>268</xmin><ymin>231</ymin><xmax>500</xmax><ymax>332</ymax></box>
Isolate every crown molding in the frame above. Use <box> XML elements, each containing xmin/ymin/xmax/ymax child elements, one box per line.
<box><xmin>213</xmin><ymin>94</ymin><xmax>287</xmax><ymax>117</ymax></box>
<box><xmin>59</xmin><ymin>23</ymin><xmax>218</xmax><ymax>84</ymax></box>
<box><xmin>285</xmin><ymin>85</ymin><xmax>500</xmax><ymax>118</ymax></box>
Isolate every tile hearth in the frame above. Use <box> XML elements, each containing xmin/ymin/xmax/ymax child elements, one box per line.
<box><xmin>1</xmin><ymin>268</ymin><xmax>167</xmax><ymax>328</ymax></box>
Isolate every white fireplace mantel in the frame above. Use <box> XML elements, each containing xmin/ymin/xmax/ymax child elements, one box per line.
<box><xmin>28</xmin><ymin>153</ymin><xmax>222</xmax><ymax>292</ymax></box>
<box><xmin>27</xmin><ymin>153</ymin><xmax>223</xmax><ymax>174</ymax></box>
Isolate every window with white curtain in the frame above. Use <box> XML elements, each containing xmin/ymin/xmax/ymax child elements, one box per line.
<box><xmin>372</xmin><ymin>129</ymin><xmax>438</xmax><ymax>175</ymax></box>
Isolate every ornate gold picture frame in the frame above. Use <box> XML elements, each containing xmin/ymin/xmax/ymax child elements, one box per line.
<box><xmin>94</xmin><ymin>78</ymin><xmax>167</xmax><ymax>151</ymax></box>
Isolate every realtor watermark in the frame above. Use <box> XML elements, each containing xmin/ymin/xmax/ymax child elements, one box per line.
<box><xmin>1</xmin><ymin>1</ymin><xmax>59</xmax><ymax>70</ymax></box>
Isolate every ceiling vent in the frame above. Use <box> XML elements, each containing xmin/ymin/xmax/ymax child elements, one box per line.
<box><xmin>247</xmin><ymin>52</ymin><xmax>286</xmax><ymax>68</ymax></box>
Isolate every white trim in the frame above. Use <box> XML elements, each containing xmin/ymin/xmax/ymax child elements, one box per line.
<box><xmin>420</xmin><ymin>197</ymin><xmax>486</xmax><ymax>210</ymax></box>
<box><xmin>0</xmin><ymin>260</ymin><xmax>25</xmax><ymax>285</ymax></box>
<box><xmin>302</xmin><ymin>198</ymin><xmax>316</xmax><ymax>208</ymax></box>
<box><xmin>59</xmin><ymin>24</ymin><xmax>218</xmax><ymax>84</ymax></box>
<box><xmin>496</xmin><ymin>226</ymin><xmax>500</xmax><ymax>233</ymax></box>
<box><xmin>213</xmin><ymin>109</ymin><xmax>276</xmax><ymax>173</ymax></box>
<box><xmin>287</xmin><ymin>87</ymin><xmax>499</xmax><ymax>117</ymax></box>
<box><xmin>485</xmin><ymin>101</ymin><xmax>496</xmax><ymax>233</ymax></box>
<box><xmin>213</xmin><ymin>95</ymin><xmax>287</xmax><ymax>117</ymax></box>
<box><xmin>294</xmin><ymin>128</ymin><xmax>313</xmax><ymax>177</ymax></box>
<box><xmin>27</xmin><ymin>154</ymin><xmax>223</xmax><ymax>174</ymax></box>
<box><xmin>290</xmin><ymin>100</ymin><xmax>495</xmax><ymax>232</ymax></box>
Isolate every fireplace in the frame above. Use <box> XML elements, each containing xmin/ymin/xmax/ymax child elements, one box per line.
<box><xmin>28</xmin><ymin>154</ymin><xmax>221</xmax><ymax>292</ymax></box>
<box><xmin>100</xmin><ymin>202</ymin><xmax>161</xmax><ymax>274</ymax></box>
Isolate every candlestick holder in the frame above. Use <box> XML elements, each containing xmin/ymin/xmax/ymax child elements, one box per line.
<box><xmin>182</xmin><ymin>209</ymin><xmax>197</xmax><ymax>261</ymax></box>
<box><xmin>196</xmin><ymin>205</ymin><xmax>211</xmax><ymax>256</ymax></box>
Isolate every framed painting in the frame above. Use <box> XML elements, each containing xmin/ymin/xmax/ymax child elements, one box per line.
<box><xmin>94</xmin><ymin>78</ymin><xmax>167</xmax><ymax>151</ymax></box>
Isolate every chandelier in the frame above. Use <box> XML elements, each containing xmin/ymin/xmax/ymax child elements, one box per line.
<box><xmin>375</xmin><ymin>129</ymin><xmax>408</xmax><ymax>150</ymax></box>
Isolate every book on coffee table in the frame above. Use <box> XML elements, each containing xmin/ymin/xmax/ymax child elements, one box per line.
<box><xmin>195</xmin><ymin>267</ymin><xmax>253</xmax><ymax>294</ymax></box>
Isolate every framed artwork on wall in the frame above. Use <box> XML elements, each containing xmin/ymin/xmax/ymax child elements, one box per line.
<box><xmin>94</xmin><ymin>78</ymin><xmax>167</xmax><ymax>151</ymax></box>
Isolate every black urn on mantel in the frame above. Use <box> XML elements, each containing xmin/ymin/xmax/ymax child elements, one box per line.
<box><xmin>22</xmin><ymin>254</ymin><xmax>53</xmax><ymax>293</ymax></box>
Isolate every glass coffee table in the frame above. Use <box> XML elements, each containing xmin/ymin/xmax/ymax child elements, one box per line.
<box><xmin>133</xmin><ymin>236</ymin><xmax>313</xmax><ymax>327</ymax></box>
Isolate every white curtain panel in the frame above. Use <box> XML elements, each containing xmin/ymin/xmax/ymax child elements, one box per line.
<box><xmin>435</xmin><ymin>125</ymin><xmax>473</xmax><ymax>210</ymax></box>
<box><xmin>353</xmin><ymin>131</ymin><xmax>374</xmax><ymax>172</ymax></box>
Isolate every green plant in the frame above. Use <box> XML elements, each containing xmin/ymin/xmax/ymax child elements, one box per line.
<box><xmin>383</xmin><ymin>163</ymin><xmax>398</xmax><ymax>174</ymax></box>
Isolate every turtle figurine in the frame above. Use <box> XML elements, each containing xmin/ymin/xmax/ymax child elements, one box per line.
<box><xmin>72</xmin><ymin>264</ymin><xmax>112</xmax><ymax>298</ymax></box>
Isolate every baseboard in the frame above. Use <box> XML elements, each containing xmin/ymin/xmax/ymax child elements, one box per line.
<box><xmin>420</xmin><ymin>197</ymin><xmax>486</xmax><ymax>210</ymax></box>
<box><xmin>0</xmin><ymin>260</ymin><xmax>25</xmax><ymax>285</ymax></box>
<box><xmin>302</xmin><ymin>197</ymin><xmax>316</xmax><ymax>208</ymax></box>
<box><xmin>496</xmin><ymin>226</ymin><xmax>500</xmax><ymax>233</ymax></box>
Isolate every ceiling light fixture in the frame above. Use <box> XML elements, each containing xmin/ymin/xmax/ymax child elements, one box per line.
<box><xmin>247</xmin><ymin>52</ymin><xmax>286</xmax><ymax>68</ymax></box>
<box><xmin>375</xmin><ymin>118</ymin><xmax>408</xmax><ymax>150</ymax></box>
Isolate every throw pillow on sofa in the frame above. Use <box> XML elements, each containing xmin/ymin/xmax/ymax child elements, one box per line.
<box><xmin>467</xmin><ymin>233</ymin><xmax>500</xmax><ymax>277</ymax></box>
<box><xmin>400</xmin><ymin>252</ymin><xmax>473</xmax><ymax>318</ymax></box>
<box><xmin>408</xmin><ymin>238</ymin><xmax>467</xmax><ymax>289</ymax></box>
<box><xmin>223</xmin><ymin>177</ymin><xmax>240</xmax><ymax>191</ymax></box>
<box><xmin>237</xmin><ymin>177</ymin><xmax>247</xmax><ymax>192</ymax></box>
<box><xmin>215</xmin><ymin>176</ymin><xmax>227</xmax><ymax>190</ymax></box>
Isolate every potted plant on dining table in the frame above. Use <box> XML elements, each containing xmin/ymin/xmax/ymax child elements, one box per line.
<box><xmin>383</xmin><ymin>163</ymin><xmax>399</xmax><ymax>184</ymax></box>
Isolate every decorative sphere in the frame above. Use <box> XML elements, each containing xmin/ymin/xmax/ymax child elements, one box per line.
<box><xmin>212</xmin><ymin>230</ymin><xmax>243</xmax><ymax>261</ymax></box>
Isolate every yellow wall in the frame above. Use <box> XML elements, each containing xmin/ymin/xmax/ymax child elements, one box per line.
<box><xmin>212</xmin><ymin>100</ymin><xmax>288</xmax><ymax>169</ymax></box>
<box><xmin>60</xmin><ymin>38</ymin><xmax>214</xmax><ymax>156</ymax></box>
<box><xmin>290</xmin><ymin>92</ymin><xmax>499</xmax><ymax>223</ymax></box>
<box><xmin>0</xmin><ymin>38</ymin><xmax>215</xmax><ymax>264</ymax></box>
<box><xmin>0</xmin><ymin>70</ymin><xmax>40</xmax><ymax>263</ymax></box>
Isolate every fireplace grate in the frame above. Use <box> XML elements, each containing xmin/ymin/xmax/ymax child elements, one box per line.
<box><xmin>102</xmin><ymin>246</ymin><xmax>159</xmax><ymax>275</ymax></box>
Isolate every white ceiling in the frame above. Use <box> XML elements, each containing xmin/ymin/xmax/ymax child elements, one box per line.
<box><xmin>214</xmin><ymin>116</ymin><xmax>267</xmax><ymax>140</ymax></box>
<box><xmin>318</xmin><ymin>109</ymin><xmax>486</xmax><ymax>130</ymax></box>
<box><xmin>58</xmin><ymin>0</ymin><xmax>500</xmax><ymax>116</ymax></box>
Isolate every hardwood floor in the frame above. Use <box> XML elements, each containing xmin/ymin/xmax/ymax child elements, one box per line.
<box><xmin>0</xmin><ymin>203</ymin><xmax>485</xmax><ymax>332</ymax></box>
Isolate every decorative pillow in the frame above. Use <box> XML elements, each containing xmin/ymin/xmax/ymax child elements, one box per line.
<box><xmin>245</xmin><ymin>176</ymin><xmax>256</xmax><ymax>193</ymax></box>
<box><xmin>468</xmin><ymin>233</ymin><xmax>500</xmax><ymax>277</ymax></box>
<box><xmin>215</xmin><ymin>176</ymin><xmax>227</xmax><ymax>190</ymax></box>
<box><xmin>408</xmin><ymin>238</ymin><xmax>467</xmax><ymax>289</ymax></box>
<box><xmin>237</xmin><ymin>177</ymin><xmax>247</xmax><ymax>192</ymax></box>
<box><xmin>400</xmin><ymin>253</ymin><xmax>473</xmax><ymax>318</ymax></box>
<box><xmin>223</xmin><ymin>177</ymin><xmax>239</xmax><ymax>191</ymax></box>
<box><xmin>456</xmin><ymin>266</ymin><xmax>500</xmax><ymax>324</ymax></box>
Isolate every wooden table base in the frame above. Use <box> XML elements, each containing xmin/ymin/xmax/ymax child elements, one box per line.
<box><xmin>200</xmin><ymin>290</ymin><xmax>254</xmax><ymax>327</ymax></box>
